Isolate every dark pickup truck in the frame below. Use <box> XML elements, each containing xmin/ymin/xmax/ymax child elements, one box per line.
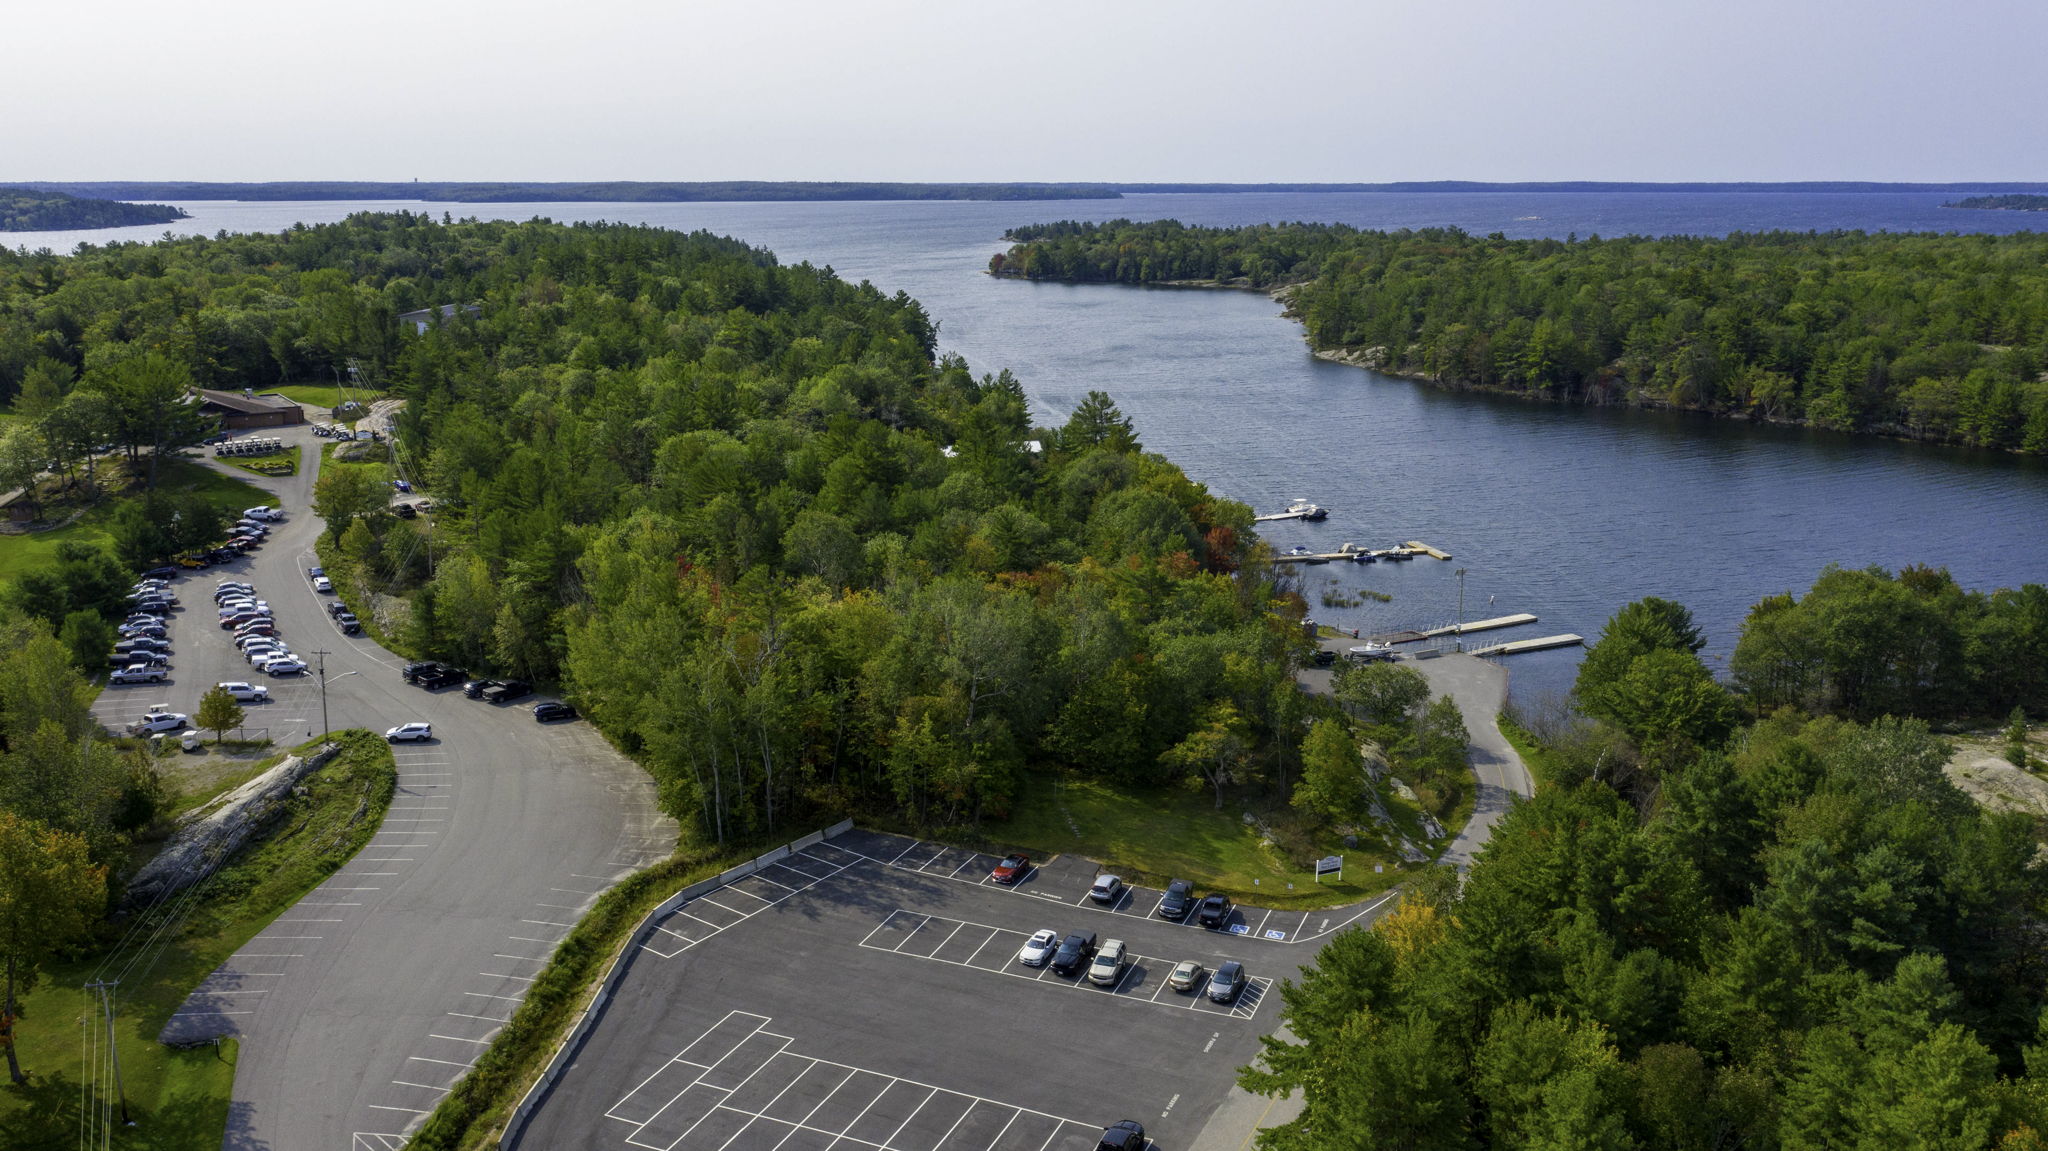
<box><xmin>1049</xmin><ymin>931</ymin><xmax>1098</xmax><ymax>977</ymax></box>
<box><xmin>483</xmin><ymin>679</ymin><xmax>532</xmax><ymax>704</ymax></box>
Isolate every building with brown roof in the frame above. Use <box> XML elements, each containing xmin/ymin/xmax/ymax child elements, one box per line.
<box><xmin>195</xmin><ymin>389</ymin><xmax>305</xmax><ymax>429</ymax></box>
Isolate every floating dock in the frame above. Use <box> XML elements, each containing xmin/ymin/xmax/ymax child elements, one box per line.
<box><xmin>1419</xmin><ymin>613</ymin><xmax>1538</xmax><ymax>639</ymax></box>
<box><xmin>1274</xmin><ymin>540</ymin><xmax>1452</xmax><ymax>565</ymax></box>
<box><xmin>1256</xmin><ymin>509</ymin><xmax>1325</xmax><ymax>523</ymax></box>
<box><xmin>1468</xmin><ymin>633</ymin><xmax>1584</xmax><ymax>658</ymax></box>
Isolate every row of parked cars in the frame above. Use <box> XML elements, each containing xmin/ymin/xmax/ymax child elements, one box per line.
<box><xmin>110</xmin><ymin>576</ymin><xmax>182</xmax><ymax>683</ymax></box>
<box><xmin>215</xmin><ymin>580</ymin><xmax>307</xmax><ymax>676</ymax></box>
<box><xmin>172</xmin><ymin>506</ymin><xmax>281</xmax><ymax>569</ymax></box>
<box><xmin>1015</xmin><ymin>927</ymin><xmax>1250</xmax><ymax>1003</ymax></box>
<box><xmin>399</xmin><ymin>661</ymin><xmax>576</xmax><ymax>721</ymax></box>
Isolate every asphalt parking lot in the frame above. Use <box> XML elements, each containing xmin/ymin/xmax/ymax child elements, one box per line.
<box><xmin>518</xmin><ymin>829</ymin><xmax>1383</xmax><ymax>1151</ymax></box>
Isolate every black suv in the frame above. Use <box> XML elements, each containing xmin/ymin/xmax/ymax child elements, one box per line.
<box><xmin>1197</xmin><ymin>894</ymin><xmax>1235</xmax><ymax>928</ymax></box>
<box><xmin>483</xmin><ymin>680</ymin><xmax>532</xmax><ymax>704</ymax></box>
<box><xmin>462</xmin><ymin>678</ymin><xmax>500</xmax><ymax>700</ymax></box>
<box><xmin>1049</xmin><ymin>931</ymin><xmax>1098</xmax><ymax>976</ymax></box>
<box><xmin>1159</xmin><ymin>879</ymin><xmax>1196</xmax><ymax>920</ymax></box>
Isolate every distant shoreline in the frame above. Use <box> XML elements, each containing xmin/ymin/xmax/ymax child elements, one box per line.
<box><xmin>14</xmin><ymin>180</ymin><xmax>2048</xmax><ymax>205</ymax></box>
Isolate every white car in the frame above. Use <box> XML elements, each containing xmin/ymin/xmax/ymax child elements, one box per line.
<box><xmin>385</xmin><ymin>722</ymin><xmax>433</xmax><ymax>743</ymax></box>
<box><xmin>312</xmin><ymin>576</ymin><xmax>334</xmax><ymax>592</ymax></box>
<box><xmin>1018</xmin><ymin>928</ymin><xmax>1059</xmax><ymax>967</ymax></box>
<box><xmin>263</xmin><ymin>658</ymin><xmax>307</xmax><ymax>676</ymax></box>
<box><xmin>215</xmin><ymin>681</ymin><xmax>269</xmax><ymax>702</ymax></box>
<box><xmin>110</xmin><ymin>665</ymin><xmax>167</xmax><ymax>685</ymax></box>
<box><xmin>244</xmin><ymin>645</ymin><xmax>286</xmax><ymax>664</ymax></box>
<box><xmin>131</xmin><ymin>712</ymin><xmax>189</xmax><ymax>734</ymax></box>
<box><xmin>243</xmin><ymin>506</ymin><xmax>281</xmax><ymax>521</ymax></box>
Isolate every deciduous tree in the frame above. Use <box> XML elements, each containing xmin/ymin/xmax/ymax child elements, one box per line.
<box><xmin>0</xmin><ymin>811</ymin><xmax>107</xmax><ymax>1083</ymax></box>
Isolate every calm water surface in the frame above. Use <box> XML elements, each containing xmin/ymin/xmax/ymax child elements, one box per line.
<box><xmin>13</xmin><ymin>193</ymin><xmax>2046</xmax><ymax>704</ymax></box>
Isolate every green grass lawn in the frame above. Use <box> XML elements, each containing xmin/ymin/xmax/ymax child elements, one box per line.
<box><xmin>0</xmin><ymin>731</ymin><xmax>394</xmax><ymax>1150</ymax></box>
<box><xmin>980</xmin><ymin>773</ymin><xmax>1407</xmax><ymax>910</ymax></box>
<box><xmin>269</xmin><ymin>384</ymin><xmax>385</xmax><ymax>414</ymax></box>
<box><xmin>0</xmin><ymin>456</ymin><xmax>275</xmax><ymax>585</ymax></box>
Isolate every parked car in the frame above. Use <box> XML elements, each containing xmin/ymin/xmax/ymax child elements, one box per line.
<box><xmin>312</xmin><ymin>576</ymin><xmax>333</xmax><ymax>592</ymax></box>
<box><xmin>118</xmin><ymin>623</ymin><xmax>167</xmax><ymax>639</ymax></box>
<box><xmin>401</xmin><ymin>660</ymin><xmax>444</xmax><ymax>683</ymax></box>
<box><xmin>1208</xmin><ymin>960</ymin><xmax>1247</xmax><ymax>1004</ymax></box>
<box><xmin>140</xmin><ymin>566</ymin><xmax>179</xmax><ymax>580</ymax></box>
<box><xmin>263</xmin><ymin>658</ymin><xmax>307</xmax><ymax>676</ymax></box>
<box><xmin>1049</xmin><ymin>931</ymin><xmax>1098</xmax><ymax>976</ymax></box>
<box><xmin>1097</xmin><ymin>1121</ymin><xmax>1146</xmax><ymax>1151</ymax></box>
<box><xmin>1159</xmin><ymin>879</ymin><xmax>1197</xmax><ymax>920</ymax></box>
<box><xmin>393</xmin><ymin>503</ymin><xmax>418</xmax><ymax>519</ymax></box>
<box><xmin>308</xmin><ymin>566</ymin><xmax>326</xmax><ymax>579</ymax></box>
<box><xmin>1089</xmin><ymin>874</ymin><xmax>1125</xmax><ymax>905</ymax></box>
<box><xmin>461</xmin><ymin>678</ymin><xmax>500</xmax><ymax>700</ymax></box>
<box><xmin>221</xmin><ymin>611</ymin><xmax>269</xmax><ymax>630</ymax></box>
<box><xmin>1086</xmin><ymin>939</ymin><xmax>1129</xmax><ymax>986</ymax></box>
<box><xmin>207</xmin><ymin>548</ymin><xmax>242</xmax><ymax>564</ymax></box>
<box><xmin>110</xmin><ymin>665</ymin><xmax>167</xmax><ymax>685</ymax></box>
<box><xmin>418</xmin><ymin>667</ymin><xmax>465</xmax><ymax>689</ymax></box>
<box><xmin>244</xmin><ymin>506</ymin><xmax>280</xmax><ymax>521</ymax></box>
<box><xmin>1017</xmin><ymin>928</ymin><xmax>1059</xmax><ymax>967</ymax></box>
<box><xmin>114</xmin><ymin>638</ymin><xmax>170</xmax><ymax>655</ymax></box>
<box><xmin>483</xmin><ymin>680</ymin><xmax>531</xmax><ymax>704</ymax></box>
<box><xmin>327</xmin><ymin>601</ymin><xmax>351</xmax><ymax>618</ymax></box>
<box><xmin>385</xmin><ymin>722</ymin><xmax>433</xmax><ymax>743</ymax></box>
<box><xmin>131</xmin><ymin>602</ymin><xmax>173</xmax><ymax>617</ymax></box>
<box><xmin>532</xmin><ymin>701</ymin><xmax>577</xmax><ymax>722</ymax></box>
<box><xmin>337</xmin><ymin>618</ymin><xmax>362</xmax><ymax>635</ymax></box>
<box><xmin>108</xmin><ymin>652</ymin><xmax>170</xmax><ymax>669</ymax></box>
<box><xmin>991</xmin><ymin>853</ymin><xmax>1031</xmax><ymax>884</ymax></box>
<box><xmin>215</xmin><ymin>681</ymin><xmax>269</xmax><ymax>702</ymax></box>
<box><xmin>1197</xmin><ymin>894</ymin><xmax>1234</xmax><ymax>928</ymax></box>
<box><xmin>1167</xmin><ymin>959</ymin><xmax>1206</xmax><ymax>992</ymax></box>
<box><xmin>130</xmin><ymin>711</ymin><xmax>188</xmax><ymax>734</ymax></box>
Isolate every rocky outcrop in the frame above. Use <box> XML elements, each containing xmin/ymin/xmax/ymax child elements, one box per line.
<box><xmin>124</xmin><ymin>742</ymin><xmax>339</xmax><ymax>908</ymax></box>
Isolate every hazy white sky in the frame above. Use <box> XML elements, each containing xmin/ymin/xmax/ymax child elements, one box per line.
<box><xmin>11</xmin><ymin>0</ymin><xmax>2045</xmax><ymax>182</ymax></box>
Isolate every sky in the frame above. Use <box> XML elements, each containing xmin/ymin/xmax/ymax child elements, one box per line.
<box><xmin>10</xmin><ymin>0</ymin><xmax>2047</xmax><ymax>183</ymax></box>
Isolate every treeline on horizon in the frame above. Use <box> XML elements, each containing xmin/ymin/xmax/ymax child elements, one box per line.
<box><xmin>0</xmin><ymin>185</ymin><xmax>187</xmax><ymax>232</ymax></box>
<box><xmin>994</xmin><ymin>219</ymin><xmax>2048</xmax><ymax>453</ymax></box>
<box><xmin>11</xmin><ymin>181</ymin><xmax>1122</xmax><ymax>205</ymax></box>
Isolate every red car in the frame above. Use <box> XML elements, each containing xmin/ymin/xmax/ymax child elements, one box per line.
<box><xmin>990</xmin><ymin>853</ymin><xmax>1031</xmax><ymax>884</ymax></box>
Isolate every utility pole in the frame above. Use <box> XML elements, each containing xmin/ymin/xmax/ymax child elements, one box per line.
<box><xmin>84</xmin><ymin>980</ymin><xmax>130</xmax><ymax>1126</ymax></box>
<box><xmin>313</xmin><ymin>649</ymin><xmax>333</xmax><ymax>737</ymax></box>
<box><xmin>1455</xmin><ymin>568</ymin><xmax>1468</xmax><ymax>653</ymax></box>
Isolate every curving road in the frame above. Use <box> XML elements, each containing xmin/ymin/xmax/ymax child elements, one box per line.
<box><xmin>100</xmin><ymin>425</ymin><xmax>677</xmax><ymax>1150</ymax></box>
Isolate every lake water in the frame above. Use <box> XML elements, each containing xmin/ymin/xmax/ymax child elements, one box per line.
<box><xmin>12</xmin><ymin>192</ymin><xmax>2047</xmax><ymax>706</ymax></box>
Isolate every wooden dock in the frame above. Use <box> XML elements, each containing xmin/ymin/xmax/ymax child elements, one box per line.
<box><xmin>1402</xmin><ymin>540</ymin><xmax>1453</xmax><ymax>560</ymax></box>
<box><xmin>1256</xmin><ymin>509</ymin><xmax>1324</xmax><ymax>523</ymax></box>
<box><xmin>1468</xmin><ymin>633</ymin><xmax>1584</xmax><ymax>658</ymax></box>
<box><xmin>1419</xmin><ymin>613</ymin><xmax>1538</xmax><ymax>639</ymax></box>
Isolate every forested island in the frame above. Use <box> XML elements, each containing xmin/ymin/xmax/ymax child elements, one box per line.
<box><xmin>993</xmin><ymin>220</ymin><xmax>2048</xmax><ymax>453</ymax></box>
<box><xmin>0</xmin><ymin>185</ymin><xmax>187</xmax><ymax>231</ymax></box>
<box><xmin>14</xmin><ymin>181</ymin><xmax>1119</xmax><ymax>204</ymax></box>
<box><xmin>1947</xmin><ymin>194</ymin><xmax>2048</xmax><ymax>212</ymax></box>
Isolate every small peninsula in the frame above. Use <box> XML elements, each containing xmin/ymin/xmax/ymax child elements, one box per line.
<box><xmin>991</xmin><ymin>219</ymin><xmax>2048</xmax><ymax>454</ymax></box>
<box><xmin>1945</xmin><ymin>194</ymin><xmax>2048</xmax><ymax>212</ymax></box>
<box><xmin>0</xmin><ymin>185</ymin><xmax>189</xmax><ymax>231</ymax></box>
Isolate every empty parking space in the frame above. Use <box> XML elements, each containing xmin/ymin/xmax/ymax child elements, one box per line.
<box><xmin>609</xmin><ymin>1013</ymin><xmax>1101</xmax><ymax>1151</ymax></box>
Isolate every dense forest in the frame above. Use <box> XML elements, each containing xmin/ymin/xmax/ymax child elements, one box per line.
<box><xmin>1251</xmin><ymin>582</ymin><xmax>2048</xmax><ymax>1150</ymax></box>
<box><xmin>992</xmin><ymin>220</ymin><xmax>2048</xmax><ymax>452</ymax></box>
<box><xmin>15</xmin><ymin>182</ymin><xmax>1117</xmax><ymax>205</ymax></box>
<box><xmin>0</xmin><ymin>214</ymin><xmax>1312</xmax><ymax>845</ymax></box>
<box><xmin>0</xmin><ymin>186</ymin><xmax>186</xmax><ymax>232</ymax></box>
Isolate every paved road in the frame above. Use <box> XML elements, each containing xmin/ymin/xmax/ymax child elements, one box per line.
<box><xmin>100</xmin><ymin>428</ymin><xmax>677</xmax><ymax>1150</ymax></box>
<box><xmin>1295</xmin><ymin>646</ymin><xmax>1534</xmax><ymax>869</ymax></box>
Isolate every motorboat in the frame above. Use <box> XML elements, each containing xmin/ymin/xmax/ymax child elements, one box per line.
<box><xmin>1284</xmin><ymin>500</ymin><xmax>1329</xmax><ymax>521</ymax></box>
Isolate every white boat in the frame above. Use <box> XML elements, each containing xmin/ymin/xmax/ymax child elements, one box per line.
<box><xmin>1284</xmin><ymin>500</ymin><xmax>1329</xmax><ymax>521</ymax></box>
